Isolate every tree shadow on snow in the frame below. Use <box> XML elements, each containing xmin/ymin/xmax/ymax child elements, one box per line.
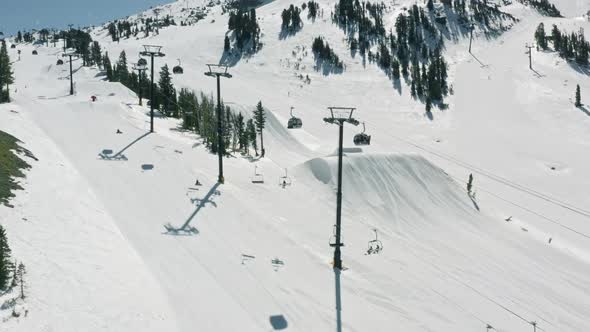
<box><xmin>278</xmin><ymin>25</ymin><xmax>302</xmax><ymax>40</ymax></box>
<box><xmin>219</xmin><ymin>50</ymin><xmax>243</xmax><ymax>67</ymax></box>
<box><xmin>314</xmin><ymin>59</ymin><xmax>344</xmax><ymax>76</ymax></box>
<box><xmin>243</xmin><ymin>154</ymin><xmax>262</xmax><ymax>163</ymax></box>
<box><xmin>568</xmin><ymin>61</ymin><xmax>590</xmax><ymax>76</ymax></box>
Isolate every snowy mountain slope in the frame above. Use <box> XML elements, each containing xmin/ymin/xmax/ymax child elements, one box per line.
<box><xmin>0</xmin><ymin>103</ymin><xmax>179</xmax><ymax>330</ymax></box>
<box><xmin>548</xmin><ymin>0</ymin><xmax>590</xmax><ymax>18</ymax></box>
<box><xmin>2</xmin><ymin>0</ymin><xmax>590</xmax><ymax>331</ymax></box>
<box><xmin>90</xmin><ymin>0</ymin><xmax>590</xmax><ymax>257</ymax></box>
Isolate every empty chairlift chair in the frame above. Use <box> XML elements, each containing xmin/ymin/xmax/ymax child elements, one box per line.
<box><xmin>353</xmin><ymin>122</ymin><xmax>371</xmax><ymax>146</ymax></box>
<box><xmin>251</xmin><ymin>165</ymin><xmax>264</xmax><ymax>184</ymax></box>
<box><xmin>287</xmin><ymin>107</ymin><xmax>302</xmax><ymax>129</ymax></box>
<box><xmin>279</xmin><ymin>168</ymin><xmax>292</xmax><ymax>187</ymax></box>
<box><xmin>173</xmin><ymin>59</ymin><xmax>184</xmax><ymax>74</ymax></box>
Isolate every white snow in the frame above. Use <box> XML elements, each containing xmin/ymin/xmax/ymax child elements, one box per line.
<box><xmin>2</xmin><ymin>0</ymin><xmax>590</xmax><ymax>331</ymax></box>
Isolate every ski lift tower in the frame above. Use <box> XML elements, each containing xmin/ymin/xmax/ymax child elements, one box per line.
<box><xmin>323</xmin><ymin>107</ymin><xmax>359</xmax><ymax>270</ymax></box>
<box><xmin>140</xmin><ymin>45</ymin><xmax>165</xmax><ymax>132</ymax></box>
<box><xmin>133</xmin><ymin>60</ymin><xmax>148</xmax><ymax>106</ymax></box>
<box><xmin>62</xmin><ymin>48</ymin><xmax>79</xmax><ymax>95</ymax></box>
<box><xmin>204</xmin><ymin>64</ymin><xmax>232</xmax><ymax>184</ymax></box>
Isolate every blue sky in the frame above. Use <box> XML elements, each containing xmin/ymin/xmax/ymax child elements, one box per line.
<box><xmin>0</xmin><ymin>0</ymin><xmax>174</xmax><ymax>36</ymax></box>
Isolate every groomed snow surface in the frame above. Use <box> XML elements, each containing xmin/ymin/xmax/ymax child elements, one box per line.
<box><xmin>2</xmin><ymin>0</ymin><xmax>590</xmax><ymax>331</ymax></box>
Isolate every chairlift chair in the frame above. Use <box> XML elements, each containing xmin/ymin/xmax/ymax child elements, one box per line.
<box><xmin>251</xmin><ymin>165</ymin><xmax>264</xmax><ymax>183</ymax></box>
<box><xmin>173</xmin><ymin>58</ymin><xmax>184</xmax><ymax>74</ymax></box>
<box><xmin>353</xmin><ymin>122</ymin><xmax>371</xmax><ymax>146</ymax></box>
<box><xmin>287</xmin><ymin>106</ymin><xmax>302</xmax><ymax>129</ymax></box>
<box><xmin>329</xmin><ymin>224</ymin><xmax>344</xmax><ymax>248</ymax></box>
<box><xmin>279</xmin><ymin>168</ymin><xmax>292</xmax><ymax>187</ymax></box>
<box><xmin>366</xmin><ymin>229</ymin><xmax>383</xmax><ymax>255</ymax></box>
<box><xmin>137</xmin><ymin>57</ymin><xmax>148</xmax><ymax>67</ymax></box>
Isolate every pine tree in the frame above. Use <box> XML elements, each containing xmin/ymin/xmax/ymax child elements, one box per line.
<box><xmin>392</xmin><ymin>59</ymin><xmax>400</xmax><ymax>79</ymax></box>
<box><xmin>103</xmin><ymin>53</ymin><xmax>113</xmax><ymax>81</ymax></box>
<box><xmin>224</xmin><ymin>106</ymin><xmax>233</xmax><ymax>152</ymax></box>
<box><xmin>0</xmin><ymin>225</ymin><xmax>13</xmax><ymax>290</ymax></box>
<box><xmin>90</xmin><ymin>41</ymin><xmax>102</xmax><ymax>67</ymax></box>
<box><xmin>158</xmin><ymin>64</ymin><xmax>176</xmax><ymax>117</ymax></box>
<box><xmin>0</xmin><ymin>40</ymin><xmax>15</xmax><ymax>103</ymax></box>
<box><xmin>246</xmin><ymin>119</ymin><xmax>258</xmax><ymax>156</ymax></box>
<box><xmin>236</xmin><ymin>112</ymin><xmax>246</xmax><ymax>152</ymax></box>
<box><xmin>16</xmin><ymin>262</ymin><xmax>25</xmax><ymax>299</ymax></box>
<box><xmin>575</xmin><ymin>84</ymin><xmax>582</xmax><ymax>107</ymax></box>
<box><xmin>224</xmin><ymin>36</ymin><xmax>230</xmax><ymax>52</ymax></box>
<box><xmin>10</xmin><ymin>259</ymin><xmax>18</xmax><ymax>288</ymax></box>
<box><xmin>253</xmin><ymin>101</ymin><xmax>266</xmax><ymax>157</ymax></box>
<box><xmin>551</xmin><ymin>24</ymin><xmax>561</xmax><ymax>50</ymax></box>
<box><xmin>116</xmin><ymin>50</ymin><xmax>129</xmax><ymax>83</ymax></box>
<box><xmin>178</xmin><ymin>88</ymin><xmax>195</xmax><ymax>129</ymax></box>
<box><xmin>535</xmin><ymin>23</ymin><xmax>547</xmax><ymax>50</ymax></box>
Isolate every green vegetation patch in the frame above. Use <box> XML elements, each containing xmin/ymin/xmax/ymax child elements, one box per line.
<box><xmin>0</xmin><ymin>130</ymin><xmax>36</xmax><ymax>207</ymax></box>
